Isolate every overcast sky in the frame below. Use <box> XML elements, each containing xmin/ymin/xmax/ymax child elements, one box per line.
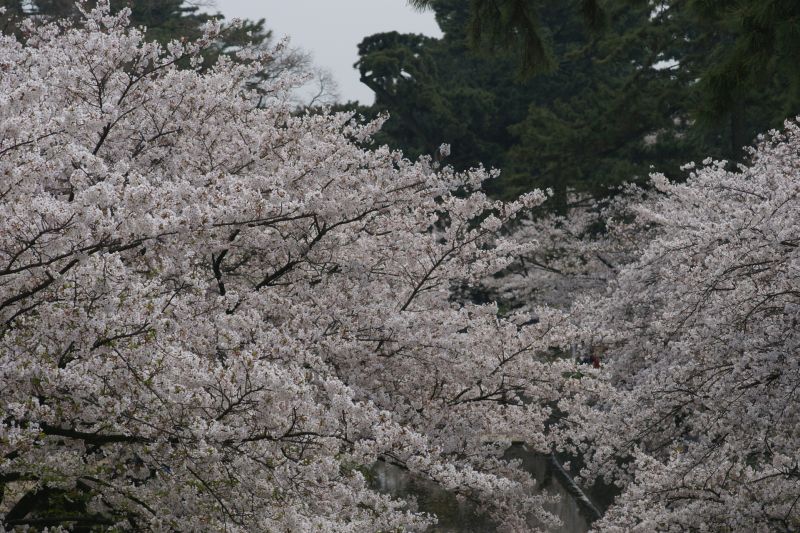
<box><xmin>210</xmin><ymin>1</ymin><xmax>442</xmax><ymax>104</ymax></box>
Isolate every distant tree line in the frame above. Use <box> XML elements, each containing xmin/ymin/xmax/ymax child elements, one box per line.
<box><xmin>347</xmin><ymin>0</ymin><xmax>800</xmax><ymax>210</ymax></box>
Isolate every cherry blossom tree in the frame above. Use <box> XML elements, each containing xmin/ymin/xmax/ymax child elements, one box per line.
<box><xmin>481</xmin><ymin>187</ymin><xmax>649</xmax><ymax>314</ymax></box>
<box><xmin>8</xmin><ymin>3</ymin><xmax>796</xmax><ymax>531</ymax></box>
<box><xmin>0</xmin><ymin>4</ymin><xmax>574</xmax><ymax>531</ymax></box>
<box><xmin>548</xmin><ymin>123</ymin><xmax>800</xmax><ymax>531</ymax></box>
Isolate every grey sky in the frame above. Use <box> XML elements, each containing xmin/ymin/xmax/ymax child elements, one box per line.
<box><xmin>211</xmin><ymin>1</ymin><xmax>442</xmax><ymax>104</ymax></box>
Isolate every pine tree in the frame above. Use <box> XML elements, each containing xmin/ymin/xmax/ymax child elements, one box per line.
<box><xmin>357</xmin><ymin>0</ymin><xmax>697</xmax><ymax>210</ymax></box>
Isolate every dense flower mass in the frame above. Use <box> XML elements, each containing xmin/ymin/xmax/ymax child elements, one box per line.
<box><xmin>481</xmin><ymin>187</ymin><xmax>649</xmax><ymax>313</ymax></box>
<box><xmin>3</xmin><ymin>2</ymin><xmax>799</xmax><ymax>532</ymax></box>
<box><xmin>547</xmin><ymin>124</ymin><xmax>800</xmax><ymax>532</ymax></box>
<box><xmin>0</xmin><ymin>4</ymin><xmax>571</xmax><ymax>531</ymax></box>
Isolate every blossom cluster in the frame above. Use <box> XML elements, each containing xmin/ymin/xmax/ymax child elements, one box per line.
<box><xmin>0</xmin><ymin>4</ymin><xmax>568</xmax><ymax>531</ymax></box>
<box><xmin>540</xmin><ymin>125</ymin><xmax>800</xmax><ymax>531</ymax></box>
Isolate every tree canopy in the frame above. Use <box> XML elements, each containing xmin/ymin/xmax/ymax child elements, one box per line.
<box><xmin>370</xmin><ymin>0</ymin><xmax>799</xmax><ymax>208</ymax></box>
<box><xmin>0</xmin><ymin>5</ymin><xmax>568</xmax><ymax>530</ymax></box>
<box><xmin>356</xmin><ymin>0</ymin><xmax>693</xmax><ymax>209</ymax></box>
<box><xmin>1</xmin><ymin>2</ymin><xmax>799</xmax><ymax>532</ymax></box>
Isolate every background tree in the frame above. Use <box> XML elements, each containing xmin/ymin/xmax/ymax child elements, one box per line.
<box><xmin>407</xmin><ymin>0</ymin><xmax>605</xmax><ymax>74</ymax></box>
<box><xmin>2</xmin><ymin>0</ymin><xmax>216</xmax><ymax>39</ymax></box>
<box><xmin>356</xmin><ymin>0</ymin><xmax>700</xmax><ymax>211</ymax></box>
<box><xmin>673</xmin><ymin>0</ymin><xmax>800</xmax><ymax>157</ymax></box>
<box><xmin>381</xmin><ymin>0</ymin><xmax>800</xmax><ymax>209</ymax></box>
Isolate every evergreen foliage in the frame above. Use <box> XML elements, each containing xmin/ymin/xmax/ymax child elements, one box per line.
<box><xmin>0</xmin><ymin>0</ymin><xmax>271</xmax><ymax>63</ymax></box>
<box><xmin>357</xmin><ymin>1</ymin><xmax>692</xmax><ymax>209</ymax></box>
<box><xmin>364</xmin><ymin>0</ymin><xmax>800</xmax><ymax>207</ymax></box>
